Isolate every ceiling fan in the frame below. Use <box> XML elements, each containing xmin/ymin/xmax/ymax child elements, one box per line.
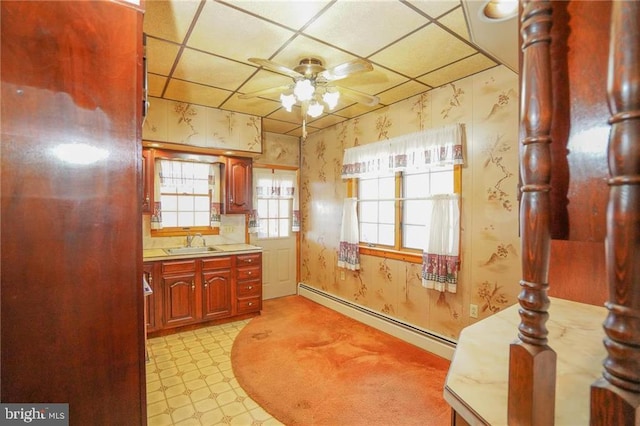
<box><xmin>239</xmin><ymin>57</ymin><xmax>380</xmax><ymax>136</ymax></box>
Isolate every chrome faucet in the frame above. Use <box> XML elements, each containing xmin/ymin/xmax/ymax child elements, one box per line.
<box><xmin>186</xmin><ymin>232</ymin><xmax>203</xmax><ymax>247</ymax></box>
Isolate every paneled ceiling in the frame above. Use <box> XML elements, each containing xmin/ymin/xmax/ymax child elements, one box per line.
<box><xmin>144</xmin><ymin>0</ymin><xmax>518</xmax><ymax>138</ymax></box>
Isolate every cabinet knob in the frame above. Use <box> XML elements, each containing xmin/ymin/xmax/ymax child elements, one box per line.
<box><xmin>247</xmin><ymin>259</ymin><xmax>253</xmax><ymax>263</ymax></box>
<box><xmin>191</xmin><ymin>281</ymin><xmax>195</xmax><ymax>290</ymax></box>
<box><xmin>248</xmin><ymin>302</ymin><xmax>253</xmax><ymax>306</ymax></box>
<box><xmin>204</xmin><ymin>283</ymin><xmax>208</xmax><ymax>288</ymax></box>
<box><xmin>247</xmin><ymin>286</ymin><xmax>253</xmax><ymax>290</ymax></box>
<box><xmin>247</xmin><ymin>271</ymin><xmax>252</xmax><ymax>275</ymax></box>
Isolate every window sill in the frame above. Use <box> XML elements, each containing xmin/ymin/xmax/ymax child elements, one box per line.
<box><xmin>358</xmin><ymin>245</ymin><xmax>422</xmax><ymax>264</ymax></box>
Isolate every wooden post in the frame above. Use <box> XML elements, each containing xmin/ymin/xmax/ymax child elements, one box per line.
<box><xmin>590</xmin><ymin>1</ymin><xmax>640</xmax><ymax>424</ymax></box>
<box><xmin>508</xmin><ymin>1</ymin><xmax>557</xmax><ymax>424</ymax></box>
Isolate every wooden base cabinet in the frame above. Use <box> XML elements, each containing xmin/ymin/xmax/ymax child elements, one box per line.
<box><xmin>236</xmin><ymin>253</ymin><xmax>262</xmax><ymax>314</ymax></box>
<box><xmin>146</xmin><ymin>253</ymin><xmax>261</xmax><ymax>335</ymax></box>
<box><xmin>202</xmin><ymin>257</ymin><xmax>233</xmax><ymax>320</ymax></box>
<box><xmin>162</xmin><ymin>260</ymin><xmax>198</xmax><ymax>328</ymax></box>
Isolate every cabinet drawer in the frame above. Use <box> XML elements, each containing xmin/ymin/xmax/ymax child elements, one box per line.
<box><xmin>236</xmin><ymin>253</ymin><xmax>261</xmax><ymax>266</ymax></box>
<box><xmin>202</xmin><ymin>256</ymin><xmax>232</xmax><ymax>271</ymax></box>
<box><xmin>236</xmin><ymin>296</ymin><xmax>261</xmax><ymax>314</ymax></box>
<box><xmin>237</xmin><ymin>279</ymin><xmax>261</xmax><ymax>298</ymax></box>
<box><xmin>237</xmin><ymin>265</ymin><xmax>261</xmax><ymax>281</ymax></box>
<box><xmin>162</xmin><ymin>260</ymin><xmax>196</xmax><ymax>274</ymax></box>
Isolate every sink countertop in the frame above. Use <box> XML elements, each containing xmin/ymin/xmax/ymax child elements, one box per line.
<box><xmin>143</xmin><ymin>244</ymin><xmax>262</xmax><ymax>261</ymax></box>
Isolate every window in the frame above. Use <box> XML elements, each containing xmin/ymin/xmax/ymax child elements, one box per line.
<box><xmin>254</xmin><ymin>169</ymin><xmax>297</xmax><ymax>239</ymax></box>
<box><xmin>357</xmin><ymin>165</ymin><xmax>459</xmax><ymax>258</ymax></box>
<box><xmin>256</xmin><ymin>198</ymin><xmax>292</xmax><ymax>238</ymax></box>
<box><xmin>158</xmin><ymin>159</ymin><xmax>211</xmax><ymax>228</ymax></box>
<box><xmin>149</xmin><ymin>149</ymin><xmax>222</xmax><ymax>236</ymax></box>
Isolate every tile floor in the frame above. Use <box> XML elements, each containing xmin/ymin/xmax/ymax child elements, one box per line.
<box><xmin>145</xmin><ymin>319</ymin><xmax>284</xmax><ymax>426</ymax></box>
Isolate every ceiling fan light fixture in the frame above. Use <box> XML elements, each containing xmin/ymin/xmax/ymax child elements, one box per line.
<box><xmin>294</xmin><ymin>79</ymin><xmax>314</xmax><ymax>101</ymax></box>
<box><xmin>280</xmin><ymin>93</ymin><xmax>296</xmax><ymax>112</ymax></box>
<box><xmin>322</xmin><ymin>90</ymin><xmax>340</xmax><ymax>110</ymax></box>
<box><xmin>307</xmin><ymin>101</ymin><xmax>324</xmax><ymax>118</ymax></box>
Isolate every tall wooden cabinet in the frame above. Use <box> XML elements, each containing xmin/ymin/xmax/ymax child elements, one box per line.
<box><xmin>1</xmin><ymin>1</ymin><xmax>147</xmax><ymax>424</ymax></box>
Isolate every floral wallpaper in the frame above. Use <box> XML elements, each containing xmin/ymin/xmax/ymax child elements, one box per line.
<box><xmin>143</xmin><ymin>97</ymin><xmax>262</xmax><ymax>153</ymax></box>
<box><xmin>300</xmin><ymin>65</ymin><xmax>520</xmax><ymax>341</ymax></box>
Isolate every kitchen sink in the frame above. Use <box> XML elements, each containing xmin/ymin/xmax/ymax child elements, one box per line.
<box><xmin>163</xmin><ymin>246</ymin><xmax>219</xmax><ymax>255</ymax></box>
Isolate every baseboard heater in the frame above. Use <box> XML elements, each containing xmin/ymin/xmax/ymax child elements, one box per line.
<box><xmin>297</xmin><ymin>283</ymin><xmax>456</xmax><ymax>360</ymax></box>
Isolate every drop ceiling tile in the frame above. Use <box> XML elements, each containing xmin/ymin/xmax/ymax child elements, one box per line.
<box><xmin>227</xmin><ymin>0</ymin><xmax>332</xmax><ymax>31</ymax></box>
<box><xmin>370</xmin><ymin>23</ymin><xmax>478</xmax><ymax>77</ymax></box>
<box><xmin>164</xmin><ymin>79</ymin><xmax>231</xmax><ymax>108</ymax></box>
<box><xmin>173</xmin><ymin>48</ymin><xmax>256</xmax><ymax>90</ymax></box>
<box><xmin>302</xmin><ymin>0</ymin><xmax>428</xmax><ymax>57</ymax></box>
<box><xmin>221</xmin><ymin>94</ymin><xmax>282</xmax><ymax>117</ymax></box>
<box><xmin>270</xmin><ymin>34</ymin><xmax>360</xmax><ymax>75</ymax></box>
<box><xmin>307</xmin><ymin>113</ymin><xmax>348</xmax><ymax>129</ymax></box>
<box><xmin>334</xmin><ymin>103</ymin><xmax>383</xmax><ymax>119</ymax></box>
<box><xmin>418</xmin><ymin>53</ymin><xmax>497</xmax><ymax>87</ymax></box>
<box><xmin>146</xmin><ymin>37</ymin><xmax>180</xmax><ymax>75</ymax></box>
<box><xmin>406</xmin><ymin>0</ymin><xmax>461</xmax><ymax>19</ymax></box>
<box><xmin>143</xmin><ymin>0</ymin><xmax>201</xmax><ymax>43</ymax></box>
<box><xmin>377</xmin><ymin>80</ymin><xmax>431</xmax><ymax>105</ymax></box>
<box><xmin>438</xmin><ymin>7</ymin><xmax>471</xmax><ymax>41</ymax></box>
<box><xmin>262</xmin><ymin>118</ymin><xmax>301</xmax><ymax>135</ymax></box>
<box><xmin>336</xmin><ymin>66</ymin><xmax>408</xmax><ymax>98</ymax></box>
<box><xmin>147</xmin><ymin>74</ymin><xmax>167</xmax><ymax>97</ymax></box>
<box><xmin>187</xmin><ymin>1</ymin><xmax>296</xmax><ymax>64</ymax></box>
<box><xmin>267</xmin><ymin>107</ymin><xmax>304</xmax><ymax>124</ymax></box>
<box><xmin>238</xmin><ymin>70</ymin><xmax>293</xmax><ymax>100</ymax></box>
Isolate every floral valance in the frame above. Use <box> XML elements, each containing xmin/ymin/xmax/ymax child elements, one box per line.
<box><xmin>341</xmin><ymin>124</ymin><xmax>465</xmax><ymax>179</ymax></box>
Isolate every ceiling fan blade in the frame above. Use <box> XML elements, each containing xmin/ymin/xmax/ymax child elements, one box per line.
<box><xmin>238</xmin><ymin>85</ymin><xmax>291</xmax><ymax>99</ymax></box>
<box><xmin>318</xmin><ymin>59</ymin><xmax>373</xmax><ymax>81</ymax></box>
<box><xmin>337</xmin><ymin>86</ymin><xmax>380</xmax><ymax>107</ymax></box>
<box><xmin>248</xmin><ymin>58</ymin><xmax>303</xmax><ymax>79</ymax></box>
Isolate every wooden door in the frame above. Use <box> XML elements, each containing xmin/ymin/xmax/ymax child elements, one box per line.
<box><xmin>0</xmin><ymin>1</ymin><xmax>146</xmax><ymax>423</ymax></box>
<box><xmin>163</xmin><ymin>273</ymin><xmax>198</xmax><ymax>328</ymax></box>
<box><xmin>250</xmin><ymin>168</ymin><xmax>298</xmax><ymax>299</ymax></box>
<box><xmin>202</xmin><ymin>269</ymin><xmax>233</xmax><ymax>320</ymax></box>
<box><xmin>225</xmin><ymin>157</ymin><xmax>252</xmax><ymax>213</ymax></box>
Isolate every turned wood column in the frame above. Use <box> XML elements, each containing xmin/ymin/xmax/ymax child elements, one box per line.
<box><xmin>508</xmin><ymin>1</ymin><xmax>556</xmax><ymax>424</ymax></box>
<box><xmin>590</xmin><ymin>1</ymin><xmax>640</xmax><ymax>424</ymax></box>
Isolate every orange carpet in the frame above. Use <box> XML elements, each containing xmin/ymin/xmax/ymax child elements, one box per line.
<box><xmin>231</xmin><ymin>295</ymin><xmax>451</xmax><ymax>425</ymax></box>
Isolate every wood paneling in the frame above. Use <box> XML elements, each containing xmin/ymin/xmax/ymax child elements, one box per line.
<box><xmin>1</xmin><ymin>1</ymin><xmax>146</xmax><ymax>424</ymax></box>
<box><xmin>549</xmin><ymin>0</ymin><xmax>610</xmax><ymax>242</ymax></box>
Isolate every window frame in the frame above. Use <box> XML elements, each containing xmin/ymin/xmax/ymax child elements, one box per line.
<box><xmin>352</xmin><ymin>165</ymin><xmax>462</xmax><ymax>263</ymax></box>
<box><xmin>149</xmin><ymin>149</ymin><xmax>224</xmax><ymax>238</ymax></box>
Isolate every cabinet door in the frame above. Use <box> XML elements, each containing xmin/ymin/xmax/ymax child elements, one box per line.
<box><xmin>143</xmin><ymin>262</ymin><xmax>158</xmax><ymax>332</ymax></box>
<box><xmin>162</xmin><ymin>272</ymin><xmax>197</xmax><ymax>328</ymax></box>
<box><xmin>225</xmin><ymin>157</ymin><xmax>252</xmax><ymax>214</ymax></box>
<box><xmin>202</xmin><ymin>269</ymin><xmax>232</xmax><ymax>320</ymax></box>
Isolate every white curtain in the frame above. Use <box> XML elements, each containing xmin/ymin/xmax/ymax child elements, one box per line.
<box><xmin>422</xmin><ymin>194</ymin><xmax>460</xmax><ymax>293</ymax></box>
<box><xmin>338</xmin><ymin>198</ymin><xmax>360</xmax><ymax>270</ymax></box>
<box><xmin>150</xmin><ymin>159</ymin><xmax>164</xmax><ymax>230</ymax></box>
<box><xmin>252</xmin><ymin>168</ymin><xmax>299</xmax><ymax>234</ymax></box>
<box><xmin>341</xmin><ymin>124</ymin><xmax>465</xmax><ymax>178</ymax></box>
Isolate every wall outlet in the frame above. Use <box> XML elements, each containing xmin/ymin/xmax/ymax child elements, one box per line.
<box><xmin>469</xmin><ymin>304</ymin><xmax>478</xmax><ymax>319</ymax></box>
<box><xmin>340</xmin><ymin>270</ymin><xmax>345</xmax><ymax>280</ymax></box>
<box><xmin>222</xmin><ymin>225</ymin><xmax>235</xmax><ymax>233</ymax></box>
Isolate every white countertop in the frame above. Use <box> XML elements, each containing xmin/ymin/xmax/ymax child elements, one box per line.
<box><xmin>143</xmin><ymin>244</ymin><xmax>262</xmax><ymax>261</ymax></box>
<box><xmin>444</xmin><ymin>297</ymin><xmax>607</xmax><ymax>425</ymax></box>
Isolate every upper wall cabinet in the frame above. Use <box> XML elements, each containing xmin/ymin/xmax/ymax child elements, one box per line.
<box><xmin>143</xmin><ymin>97</ymin><xmax>262</xmax><ymax>154</ymax></box>
<box><xmin>224</xmin><ymin>157</ymin><xmax>252</xmax><ymax>214</ymax></box>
